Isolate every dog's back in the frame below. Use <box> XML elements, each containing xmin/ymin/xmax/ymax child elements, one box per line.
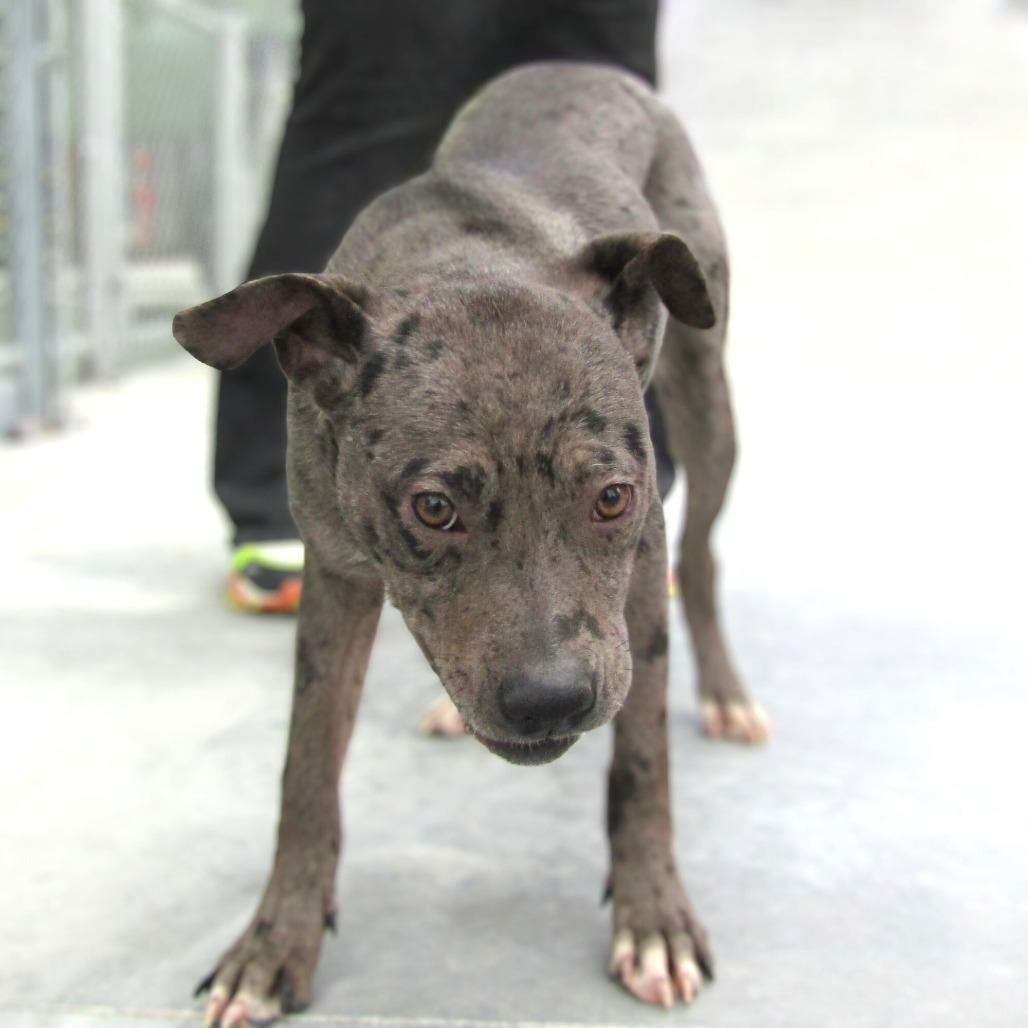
<box><xmin>332</xmin><ymin>63</ymin><xmax>719</xmax><ymax>289</ymax></box>
<box><xmin>436</xmin><ymin>63</ymin><xmax>661</xmax><ymax>232</ymax></box>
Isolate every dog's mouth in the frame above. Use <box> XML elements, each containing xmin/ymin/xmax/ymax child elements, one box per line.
<box><xmin>471</xmin><ymin>729</ymin><xmax>580</xmax><ymax>766</ymax></box>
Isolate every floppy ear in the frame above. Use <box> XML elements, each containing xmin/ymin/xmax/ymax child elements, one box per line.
<box><xmin>584</xmin><ymin>231</ymin><xmax>715</xmax><ymax>329</ymax></box>
<box><xmin>579</xmin><ymin>231</ymin><xmax>715</xmax><ymax>380</ymax></box>
<box><xmin>171</xmin><ymin>273</ymin><xmax>371</xmax><ymax>407</ymax></box>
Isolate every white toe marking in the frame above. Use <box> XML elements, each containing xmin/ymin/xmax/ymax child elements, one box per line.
<box><xmin>417</xmin><ymin>695</ymin><xmax>466</xmax><ymax>737</ymax></box>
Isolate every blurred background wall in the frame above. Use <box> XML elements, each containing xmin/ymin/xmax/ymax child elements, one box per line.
<box><xmin>0</xmin><ymin>0</ymin><xmax>299</xmax><ymax>433</ymax></box>
<box><xmin>2</xmin><ymin>0</ymin><xmax>1025</xmax><ymax>440</ymax></box>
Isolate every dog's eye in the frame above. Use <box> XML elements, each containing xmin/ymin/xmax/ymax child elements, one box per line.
<box><xmin>413</xmin><ymin>492</ymin><xmax>459</xmax><ymax>530</ymax></box>
<box><xmin>594</xmin><ymin>484</ymin><xmax>633</xmax><ymax>521</ymax></box>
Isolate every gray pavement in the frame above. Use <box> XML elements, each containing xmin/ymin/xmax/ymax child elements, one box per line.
<box><xmin>3</xmin><ymin>1</ymin><xmax>1028</xmax><ymax>1026</ymax></box>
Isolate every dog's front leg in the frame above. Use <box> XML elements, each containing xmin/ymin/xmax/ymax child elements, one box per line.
<box><xmin>200</xmin><ymin>556</ymin><xmax>384</xmax><ymax>1028</ymax></box>
<box><xmin>607</xmin><ymin>502</ymin><xmax>713</xmax><ymax>1007</ymax></box>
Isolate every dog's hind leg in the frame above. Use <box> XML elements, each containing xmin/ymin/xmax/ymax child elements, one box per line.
<box><xmin>646</xmin><ymin>109</ymin><xmax>770</xmax><ymax>743</ymax></box>
<box><xmin>198</xmin><ymin>558</ymin><xmax>384</xmax><ymax>1027</ymax></box>
<box><xmin>654</xmin><ymin>328</ymin><xmax>768</xmax><ymax>743</ymax></box>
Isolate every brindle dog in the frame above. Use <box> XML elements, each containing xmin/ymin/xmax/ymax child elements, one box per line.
<box><xmin>173</xmin><ymin>62</ymin><xmax>768</xmax><ymax>1028</ymax></box>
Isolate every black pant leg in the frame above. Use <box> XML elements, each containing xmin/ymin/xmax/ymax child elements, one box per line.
<box><xmin>512</xmin><ymin>0</ymin><xmax>660</xmax><ymax>85</ymax></box>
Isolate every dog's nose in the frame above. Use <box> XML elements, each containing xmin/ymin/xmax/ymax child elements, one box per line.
<box><xmin>499</xmin><ymin>660</ymin><xmax>595</xmax><ymax>736</ymax></box>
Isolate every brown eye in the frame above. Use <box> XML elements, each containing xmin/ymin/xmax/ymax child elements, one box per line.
<box><xmin>594</xmin><ymin>484</ymin><xmax>632</xmax><ymax>520</ymax></box>
<box><xmin>413</xmin><ymin>492</ymin><xmax>458</xmax><ymax>530</ymax></box>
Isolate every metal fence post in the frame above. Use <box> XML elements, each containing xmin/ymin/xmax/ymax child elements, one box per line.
<box><xmin>6</xmin><ymin>0</ymin><xmax>60</xmax><ymax>428</ymax></box>
<box><xmin>145</xmin><ymin>0</ymin><xmax>256</xmax><ymax>296</ymax></box>
<box><xmin>79</xmin><ymin>0</ymin><xmax>125</xmax><ymax>378</ymax></box>
<box><xmin>213</xmin><ymin>9</ymin><xmax>252</xmax><ymax>294</ymax></box>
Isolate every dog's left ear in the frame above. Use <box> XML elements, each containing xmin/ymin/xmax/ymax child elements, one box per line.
<box><xmin>172</xmin><ymin>273</ymin><xmax>372</xmax><ymax>409</ymax></box>
<box><xmin>578</xmin><ymin>231</ymin><xmax>715</xmax><ymax>379</ymax></box>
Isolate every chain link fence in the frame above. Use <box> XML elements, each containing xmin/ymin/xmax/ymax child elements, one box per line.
<box><xmin>0</xmin><ymin>0</ymin><xmax>297</xmax><ymax>434</ymax></box>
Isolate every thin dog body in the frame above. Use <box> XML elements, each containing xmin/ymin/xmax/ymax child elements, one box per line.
<box><xmin>174</xmin><ymin>62</ymin><xmax>768</xmax><ymax>1027</ymax></box>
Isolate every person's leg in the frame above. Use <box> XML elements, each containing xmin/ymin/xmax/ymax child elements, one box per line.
<box><xmin>510</xmin><ymin>0</ymin><xmax>659</xmax><ymax>86</ymax></box>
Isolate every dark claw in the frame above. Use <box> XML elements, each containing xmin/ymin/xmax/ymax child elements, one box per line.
<box><xmin>276</xmin><ymin>967</ymin><xmax>311</xmax><ymax>1016</ymax></box>
<box><xmin>193</xmin><ymin>968</ymin><xmax>217</xmax><ymax>997</ymax></box>
<box><xmin>324</xmin><ymin>910</ymin><xmax>337</xmax><ymax>933</ymax></box>
<box><xmin>696</xmin><ymin>947</ymin><xmax>716</xmax><ymax>982</ymax></box>
<box><xmin>280</xmin><ymin>981</ymin><xmax>310</xmax><ymax>1015</ymax></box>
<box><xmin>280</xmin><ymin>979</ymin><xmax>295</xmax><ymax>1014</ymax></box>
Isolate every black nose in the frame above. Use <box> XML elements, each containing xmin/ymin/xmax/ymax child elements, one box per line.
<box><xmin>499</xmin><ymin>660</ymin><xmax>595</xmax><ymax>737</ymax></box>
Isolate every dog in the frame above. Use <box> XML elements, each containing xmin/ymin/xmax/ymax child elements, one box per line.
<box><xmin>173</xmin><ymin>62</ymin><xmax>769</xmax><ymax>1027</ymax></box>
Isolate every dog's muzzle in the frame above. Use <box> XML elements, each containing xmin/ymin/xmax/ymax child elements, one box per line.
<box><xmin>468</xmin><ymin>659</ymin><xmax>595</xmax><ymax>765</ymax></box>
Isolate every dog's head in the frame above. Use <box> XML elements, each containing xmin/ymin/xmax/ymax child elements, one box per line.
<box><xmin>173</xmin><ymin>232</ymin><xmax>713</xmax><ymax>765</ymax></box>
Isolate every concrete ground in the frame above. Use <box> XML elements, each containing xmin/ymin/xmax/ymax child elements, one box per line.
<box><xmin>3</xmin><ymin>1</ymin><xmax>1027</xmax><ymax>1026</ymax></box>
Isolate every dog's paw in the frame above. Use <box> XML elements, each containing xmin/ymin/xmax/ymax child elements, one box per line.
<box><xmin>610</xmin><ymin>928</ymin><xmax>709</xmax><ymax>1007</ymax></box>
<box><xmin>417</xmin><ymin>694</ymin><xmax>466</xmax><ymax>737</ymax></box>
<box><xmin>201</xmin><ymin>982</ymin><xmax>283</xmax><ymax>1028</ymax></box>
<box><xmin>700</xmin><ymin>698</ymin><xmax>771</xmax><ymax>744</ymax></box>
<box><xmin>196</xmin><ymin>882</ymin><xmax>329</xmax><ymax>1027</ymax></box>
<box><xmin>608</xmin><ymin>857</ymin><xmax>714</xmax><ymax>1007</ymax></box>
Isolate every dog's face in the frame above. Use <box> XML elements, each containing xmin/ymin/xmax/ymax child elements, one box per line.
<box><xmin>171</xmin><ymin>231</ymin><xmax>714</xmax><ymax>765</ymax></box>
<box><xmin>339</xmin><ymin>283</ymin><xmax>654</xmax><ymax>763</ymax></box>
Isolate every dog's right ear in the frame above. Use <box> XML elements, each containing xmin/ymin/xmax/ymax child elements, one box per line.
<box><xmin>573</xmin><ymin>232</ymin><xmax>716</xmax><ymax>384</ymax></box>
<box><xmin>172</xmin><ymin>273</ymin><xmax>371</xmax><ymax>406</ymax></box>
